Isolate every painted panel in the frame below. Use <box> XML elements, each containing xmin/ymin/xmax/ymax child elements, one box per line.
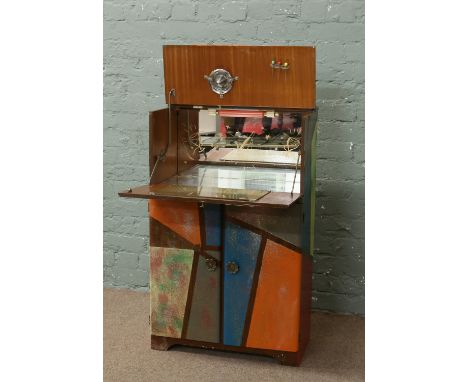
<box><xmin>151</xmin><ymin>218</ymin><xmax>194</xmax><ymax>249</ymax></box>
<box><xmin>246</xmin><ymin>240</ymin><xmax>301</xmax><ymax>351</ymax></box>
<box><xmin>149</xmin><ymin>200</ymin><xmax>201</xmax><ymax>246</ymax></box>
<box><xmin>150</xmin><ymin>247</ymin><xmax>194</xmax><ymax>338</ymax></box>
<box><xmin>223</xmin><ymin>221</ymin><xmax>262</xmax><ymax>346</ymax></box>
<box><xmin>186</xmin><ymin>251</ymin><xmax>221</xmax><ymax>342</ymax></box>
<box><xmin>204</xmin><ymin>204</ymin><xmax>222</xmax><ymax>247</ymax></box>
<box><xmin>302</xmin><ymin>112</ymin><xmax>318</xmax><ymax>256</ymax></box>
<box><xmin>226</xmin><ymin>204</ymin><xmax>303</xmax><ymax>249</ymax></box>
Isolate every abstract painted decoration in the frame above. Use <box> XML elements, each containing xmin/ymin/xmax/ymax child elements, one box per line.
<box><xmin>149</xmin><ymin>199</ymin><xmax>201</xmax><ymax>246</ymax></box>
<box><xmin>150</xmin><ymin>247</ymin><xmax>194</xmax><ymax>338</ymax></box>
<box><xmin>151</xmin><ymin>218</ymin><xmax>195</xmax><ymax>250</ymax></box>
<box><xmin>148</xmin><ymin>204</ymin><xmax>304</xmax><ymax>352</ymax></box>
<box><xmin>185</xmin><ymin>251</ymin><xmax>221</xmax><ymax>342</ymax></box>
<box><xmin>225</xmin><ymin>204</ymin><xmax>304</xmax><ymax>250</ymax></box>
<box><xmin>246</xmin><ymin>240</ymin><xmax>301</xmax><ymax>351</ymax></box>
<box><xmin>203</xmin><ymin>204</ymin><xmax>222</xmax><ymax>247</ymax></box>
<box><xmin>223</xmin><ymin>220</ymin><xmax>262</xmax><ymax>346</ymax></box>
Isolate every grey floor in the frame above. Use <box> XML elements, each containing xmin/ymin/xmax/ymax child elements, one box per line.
<box><xmin>104</xmin><ymin>288</ymin><xmax>364</xmax><ymax>382</ymax></box>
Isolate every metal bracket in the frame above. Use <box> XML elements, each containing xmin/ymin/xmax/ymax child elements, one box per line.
<box><xmin>291</xmin><ymin>151</ymin><xmax>301</xmax><ymax>194</ymax></box>
<box><xmin>149</xmin><ymin>88</ymin><xmax>175</xmax><ymax>182</ymax></box>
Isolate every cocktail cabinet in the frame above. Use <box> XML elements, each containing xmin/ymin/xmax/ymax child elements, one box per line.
<box><xmin>119</xmin><ymin>45</ymin><xmax>318</xmax><ymax>366</ymax></box>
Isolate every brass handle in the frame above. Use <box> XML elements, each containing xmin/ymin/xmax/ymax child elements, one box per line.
<box><xmin>226</xmin><ymin>261</ymin><xmax>239</xmax><ymax>274</ymax></box>
<box><xmin>205</xmin><ymin>257</ymin><xmax>217</xmax><ymax>272</ymax></box>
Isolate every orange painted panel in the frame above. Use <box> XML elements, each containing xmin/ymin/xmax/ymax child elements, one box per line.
<box><xmin>246</xmin><ymin>240</ymin><xmax>301</xmax><ymax>352</ymax></box>
<box><xmin>149</xmin><ymin>200</ymin><xmax>201</xmax><ymax>246</ymax></box>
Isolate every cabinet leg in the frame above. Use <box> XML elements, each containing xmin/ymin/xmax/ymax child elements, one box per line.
<box><xmin>273</xmin><ymin>352</ymin><xmax>301</xmax><ymax>367</ymax></box>
<box><xmin>151</xmin><ymin>336</ymin><xmax>172</xmax><ymax>351</ymax></box>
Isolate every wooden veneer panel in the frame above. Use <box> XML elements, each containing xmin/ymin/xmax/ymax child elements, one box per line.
<box><xmin>163</xmin><ymin>45</ymin><xmax>316</xmax><ymax>109</ymax></box>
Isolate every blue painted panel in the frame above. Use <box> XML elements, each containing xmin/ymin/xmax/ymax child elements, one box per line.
<box><xmin>204</xmin><ymin>203</ymin><xmax>222</xmax><ymax>247</ymax></box>
<box><xmin>223</xmin><ymin>221</ymin><xmax>262</xmax><ymax>346</ymax></box>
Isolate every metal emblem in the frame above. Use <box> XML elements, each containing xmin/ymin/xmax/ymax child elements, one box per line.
<box><xmin>204</xmin><ymin>69</ymin><xmax>238</xmax><ymax>98</ymax></box>
<box><xmin>226</xmin><ymin>261</ymin><xmax>239</xmax><ymax>274</ymax></box>
<box><xmin>205</xmin><ymin>257</ymin><xmax>218</xmax><ymax>272</ymax></box>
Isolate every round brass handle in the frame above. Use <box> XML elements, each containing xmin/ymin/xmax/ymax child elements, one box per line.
<box><xmin>226</xmin><ymin>261</ymin><xmax>239</xmax><ymax>274</ymax></box>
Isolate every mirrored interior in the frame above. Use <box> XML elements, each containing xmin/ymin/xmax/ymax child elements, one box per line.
<box><xmin>198</xmin><ymin>109</ymin><xmax>302</xmax><ymax>152</ymax></box>
<box><xmin>145</xmin><ymin>107</ymin><xmax>306</xmax><ymax>204</ymax></box>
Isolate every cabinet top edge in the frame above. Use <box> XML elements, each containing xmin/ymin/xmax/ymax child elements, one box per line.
<box><xmin>163</xmin><ymin>45</ymin><xmax>316</xmax><ymax>49</ymax></box>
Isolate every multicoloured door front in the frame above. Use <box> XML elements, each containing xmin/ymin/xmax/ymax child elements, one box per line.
<box><xmin>148</xmin><ymin>199</ymin><xmax>305</xmax><ymax>352</ymax></box>
<box><xmin>149</xmin><ymin>199</ymin><xmax>221</xmax><ymax>342</ymax></box>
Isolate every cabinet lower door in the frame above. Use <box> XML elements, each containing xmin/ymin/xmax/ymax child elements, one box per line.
<box><xmin>149</xmin><ymin>200</ymin><xmax>221</xmax><ymax>343</ymax></box>
<box><xmin>148</xmin><ymin>200</ymin><xmax>303</xmax><ymax>352</ymax></box>
<box><xmin>150</xmin><ymin>247</ymin><xmax>221</xmax><ymax>342</ymax></box>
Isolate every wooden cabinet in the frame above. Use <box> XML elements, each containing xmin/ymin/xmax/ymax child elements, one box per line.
<box><xmin>119</xmin><ymin>45</ymin><xmax>318</xmax><ymax>366</ymax></box>
<box><xmin>163</xmin><ymin>45</ymin><xmax>316</xmax><ymax>109</ymax></box>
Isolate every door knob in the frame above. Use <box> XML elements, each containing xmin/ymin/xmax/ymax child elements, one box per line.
<box><xmin>205</xmin><ymin>257</ymin><xmax>218</xmax><ymax>272</ymax></box>
<box><xmin>226</xmin><ymin>261</ymin><xmax>239</xmax><ymax>274</ymax></box>
<box><xmin>204</xmin><ymin>68</ymin><xmax>238</xmax><ymax>98</ymax></box>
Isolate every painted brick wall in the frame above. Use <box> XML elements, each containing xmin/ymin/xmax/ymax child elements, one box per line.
<box><xmin>104</xmin><ymin>0</ymin><xmax>365</xmax><ymax>315</ymax></box>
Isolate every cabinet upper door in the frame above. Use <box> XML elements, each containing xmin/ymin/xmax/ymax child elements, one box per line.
<box><xmin>163</xmin><ymin>45</ymin><xmax>316</xmax><ymax>109</ymax></box>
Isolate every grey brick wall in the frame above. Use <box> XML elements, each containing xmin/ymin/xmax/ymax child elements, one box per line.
<box><xmin>104</xmin><ymin>0</ymin><xmax>365</xmax><ymax>315</ymax></box>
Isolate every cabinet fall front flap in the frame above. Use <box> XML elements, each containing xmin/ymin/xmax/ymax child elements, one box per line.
<box><xmin>118</xmin><ymin>183</ymin><xmax>301</xmax><ymax>208</ymax></box>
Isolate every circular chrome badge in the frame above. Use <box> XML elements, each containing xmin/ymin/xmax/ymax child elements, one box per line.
<box><xmin>204</xmin><ymin>69</ymin><xmax>238</xmax><ymax>98</ymax></box>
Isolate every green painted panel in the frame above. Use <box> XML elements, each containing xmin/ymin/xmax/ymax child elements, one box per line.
<box><xmin>150</xmin><ymin>247</ymin><xmax>194</xmax><ymax>338</ymax></box>
<box><xmin>309</xmin><ymin>126</ymin><xmax>317</xmax><ymax>257</ymax></box>
<box><xmin>302</xmin><ymin>111</ymin><xmax>318</xmax><ymax>257</ymax></box>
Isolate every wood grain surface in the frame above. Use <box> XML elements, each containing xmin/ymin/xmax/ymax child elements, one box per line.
<box><xmin>163</xmin><ymin>45</ymin><xmax>316</xmax><ymax>109</ymax></box>
<box><xmin>149</xmin><ymin>108</ymin><xmax>178</xmax><ymax>185</ymax></box>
